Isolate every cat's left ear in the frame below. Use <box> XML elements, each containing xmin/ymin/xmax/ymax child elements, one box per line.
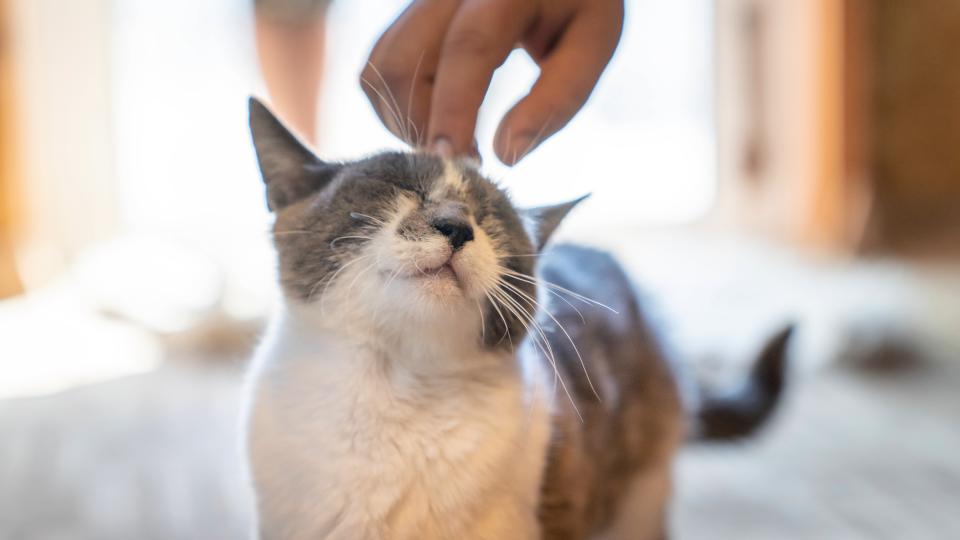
<box><xmin>249</xmin><ymin>97</ymin><xmax>340</xmax><ymax>212</ymax></box>
<box><xmin>521</xmin><ymin>194</ymin><xmax>589</xmax><ymax>252</ymax></box>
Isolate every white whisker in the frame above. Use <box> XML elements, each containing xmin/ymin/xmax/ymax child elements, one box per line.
<box><xmin>330</xmin><ymin>236</ymin><xmax>373</xmax><ymax>248</ymax></box>
<box><xmin>491</xmin><ymin>286</ymin><xmax>582</xmax><ymax>421</ymax></box>
<box><xmin>498</xmin><ymin>271</ymin><xmax>582</xmax><ymax>323</ymax></box>
<box><xmin>384</xmin><ymin>266</ymin><xmax>403</xmax><ymax>289</ymax></box>
<box><xmin>313</xmin><ymin>254</ymin><xmax>374</xmax><ymax>313</ymax></box>
<box><xmin>475</xmin><ymin>300</ymin><xmax>486</xmax><ymax>342</ymax></box>
<box><xmin>343</xmin><ymin>261</ymin><xmax>378</xmax><ymax>300</ymax></box>
<box><xmin>498</xmin><ymin>278</ymin><xmax>600</xmax><ymax>402</ymax></box>
<box><xmin>349</xmin><ymin>212</ymin><xmax>386</xmax><ymax>226</ymax></box>
<box><xmin>483</xmin><ymin>290</ymin><xmax>513</xmax><ymax>347</ymax></box>
<box><xmin>502</xmin><ymin>270</ymin><xmax>618</xmax><ymax>314</ymax></box>
<box><xmin>365</xmin><ymin>62</ymin><xmax>411</xmax><ymax>145</ymax></box>
<box><xmin>406</xmin><ymin>50</ymin><xmax>426</xmax><ymax>148</ymax></box>
<box><xmin>360</xmin><ymin>74</ymin><xmax>408</xmax><ymax>143</ymax></box>
<box><xmin>412</xmin><ymin>258</ymin><xmax>424</xmax><ymax>274</ymax></box>
<box><xmin>519</xmin><ymin>113</ymin><xmax>554</xmax><ymax>162</ymax></box>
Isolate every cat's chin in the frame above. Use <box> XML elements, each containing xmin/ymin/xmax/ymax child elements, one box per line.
<box><xmin>410</xmin><ymin>262</ymin><xmax>459</xmax><ymax>287</ymax></box>
<box><xmin>411</xmin><ymin>269</ymin><xmax>464</xmax><ymax>300</ymax></box>
<box><xmin>389</xmin><ymin>257</ymin><xmax>474</xmax><ymax>302</ymax></box>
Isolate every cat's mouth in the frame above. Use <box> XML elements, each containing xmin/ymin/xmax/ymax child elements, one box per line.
<box><xmin>417</xmin><ymin>262</ymin><xmax>457</xmax><ymax>280</ymax></box>
<box><xmin>413</xmin><ymin>260</ymin><xmax>462</xmax><ymax>288</ymax></box>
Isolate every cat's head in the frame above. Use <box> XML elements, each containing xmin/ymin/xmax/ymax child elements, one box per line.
<box><xmin>249</xmin><ymin>98</ymin><xmax>583</xmax><ymax>350</ymax></box>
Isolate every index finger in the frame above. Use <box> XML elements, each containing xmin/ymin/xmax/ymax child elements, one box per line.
<box><xmin>426</xmin><ymin>0</ymin><xmax>537</xmax><ymax>157</ymax></box>
<box><xmin>362</xmin><ymin>0</ymin><xmax>459</xmax><ymax>147</ymax></box>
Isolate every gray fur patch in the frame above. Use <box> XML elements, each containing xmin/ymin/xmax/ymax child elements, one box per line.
<box><xmin>531</xmin><ymin>245</ymin><xmax>685</xmax><ymax>539</ymax></box>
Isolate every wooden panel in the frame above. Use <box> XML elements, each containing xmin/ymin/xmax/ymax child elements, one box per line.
<box><xmin>868</xmin><ymin>0</ymin><xmax>960</xmax><ymax>254</ymax></box>
<box><xmin>714</xmin><ymin>0</ymin><xmax>824</xmax><ymax>244</ymax></box>
<box><xmin>6</xmin><ymin>0</ymin><xmax>118</xmax><ymax>288</ymax></box>
<box><xmin>802</xmin><ymin>0</ymin><xmax>873</xmax><ymax>250</ymax></box>
<box><xmin>714</xmin><ymin>0</ymin><xmax>874</xmax><ymax>253</ymax></box>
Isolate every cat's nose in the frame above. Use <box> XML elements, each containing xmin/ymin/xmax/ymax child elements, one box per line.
<box><xmin>431</xmin><ymin>218</ymin><xmax>474</xmax><ymax>251</ymax></box>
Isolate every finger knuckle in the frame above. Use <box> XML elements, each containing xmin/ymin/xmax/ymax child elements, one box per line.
<box><xmin>379</xmin><ymin>66</ymin><xmax>407</xmax><ymax>91</ymax></box>
<box><xmin>359</xmin><ymin>63</ymin><xmax>407</xmax><ymax>95</ymax></box>
<box><xmin>443</xmin><ymin>27</ymin><xmax>496</xmax><ymax>58</ymax></box>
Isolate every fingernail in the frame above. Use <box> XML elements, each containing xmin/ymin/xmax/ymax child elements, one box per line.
<box><xmin>431</xmin><ymin>137</ymin><xmax>454</xmax><ymax>159</ymax></box>
<box><xmin>504</xmin><ymin>133</ymin><xmax>534</xmax><ymax>166</ymax></box>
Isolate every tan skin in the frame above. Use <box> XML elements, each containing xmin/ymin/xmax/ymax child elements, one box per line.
<box><xmin>255</xmin><ymin>10</ymin><xmax>327</xmax><ymax>146</ymax></box>
<box><xmin>362</xmin><ymin>0</ymin><xmax>625</xmax><ymax>165</ymax></box>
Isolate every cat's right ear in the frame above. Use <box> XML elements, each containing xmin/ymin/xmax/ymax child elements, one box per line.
<box><xmin>521</xmin><ymin>194</ymin><xmax>589</xmax><ymax>252</ymax></box>
<box><xmin>249</xmin><ymin>97</ymin><xmax>339</xmax><ymax>212</ymax></box>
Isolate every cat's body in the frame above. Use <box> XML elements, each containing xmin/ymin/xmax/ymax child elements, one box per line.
<box><xmin>242</xmin><ymin>98</ymin><xmax>790</xmax><ymax>540</ymax></box>
<box><xmin>534</xmin><ymin>245</ymin><xmax>685</xmax><ymax>540</ymax></box>
<box><xmin>247</xmin><ymin>296</ymin><xmax>552</xmax><ymax>539</ymax></box>
<box><xmin>246</xmin><ymin>246</ymin><xmax>683</xmax><ymax>540</ymax></box>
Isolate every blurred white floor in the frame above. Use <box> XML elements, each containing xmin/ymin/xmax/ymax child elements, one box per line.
<box><xmin>1</xmin><ymin>339</ymin><xmax>958</xmax><ymax>539</ymax></box>
<box><xmin>675</xmin><ymin>363</ymin><xmax>960</xmax><ymax>540</ymax></box>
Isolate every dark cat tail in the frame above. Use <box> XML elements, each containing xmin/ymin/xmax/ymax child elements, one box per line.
<box><xmin>694</xmin><ymin>324</ymin><xmax>795</xmax><ymax>441</ymax></box>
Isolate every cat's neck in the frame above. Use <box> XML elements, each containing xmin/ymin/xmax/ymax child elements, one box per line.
<box><xmin>275</xmin><ymin>298</ymin><xmax>515</xmax><ymax>380</ymax></box>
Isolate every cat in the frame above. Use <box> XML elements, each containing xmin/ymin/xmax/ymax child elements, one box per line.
<box><xmin>242</xmin><ymin>97</ymin><xmax>793</xmax><ymax>540</ymax></box>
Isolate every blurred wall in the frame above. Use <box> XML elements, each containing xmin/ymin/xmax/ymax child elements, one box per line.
<box><xmin>715</xmin><ymin>0</ymin><xmax>960</xmax><ymax>257</ymax></box>
<box><xmin>0</xmin><ymin>0</ymin><xmax>23</xmax><ymax>297</ymax></box>
<box><xmin>713</xmin><ymin>0</ymin><xmax>852</xmax><ymax>247</ymax></box>
<box><xmin>869</xmin><ymin>0</ymin><xmax>960</xmax><ymax>253</ymax></box>
<box><xmin>7</xmin><ymin>0</ymin><xmax>117</xmax><ymax>288</ymax></box>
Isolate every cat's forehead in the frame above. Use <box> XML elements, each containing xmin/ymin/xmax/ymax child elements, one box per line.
<box><xmin>350</xmin><ymin>152</ymin><xmax>442</xmax><ymax>193</ymax></box>
<box><xmin>342</xmin><ymin>152</ymin><xmax>496</xmax><ymax>205</ymax></box>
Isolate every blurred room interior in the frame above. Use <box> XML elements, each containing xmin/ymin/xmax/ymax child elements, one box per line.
<box><xmin>0</xmin><ymin>0</ymin><xmax>958</xmax><ymax>538</ymax></box>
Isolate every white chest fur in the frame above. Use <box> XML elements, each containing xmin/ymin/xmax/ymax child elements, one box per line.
<box><xmin>243</xmin><ymin>310</ymin><xmax>551</xmax><ymax>540</ymax></box>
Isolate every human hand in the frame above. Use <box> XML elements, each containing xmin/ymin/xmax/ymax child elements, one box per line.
<box><xmin>361</xmin><ymin>0</ymin><xmax>624</xmax><ymax>165</ymax></box>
